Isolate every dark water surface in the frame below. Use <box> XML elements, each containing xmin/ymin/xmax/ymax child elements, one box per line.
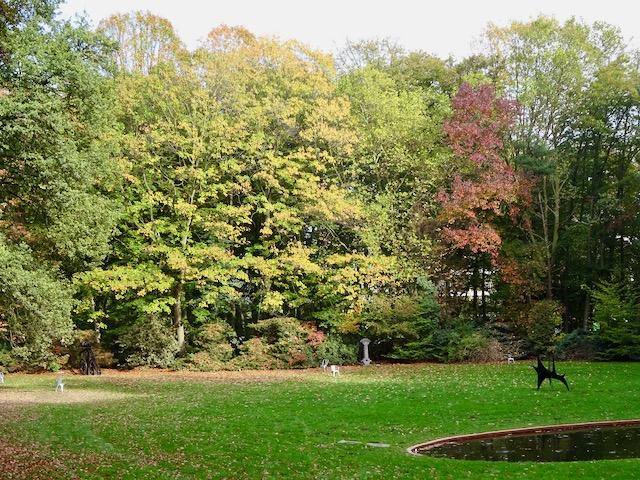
<box><xmin>417</xmin><ymin>425</ymin><xmax>640</xmax><ymax>462</ymax></box>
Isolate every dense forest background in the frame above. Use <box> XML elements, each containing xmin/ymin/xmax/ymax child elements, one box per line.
<box><xmin>2</xmin><ymin>0</ymin><xmax>640</xmax><ymax>371</ymax></box>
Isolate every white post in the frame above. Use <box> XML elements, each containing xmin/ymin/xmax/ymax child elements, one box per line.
<box><xmin>360</xmin><ymin>338</ymin><xmax>371</xmax><ymax>366</ymax></box>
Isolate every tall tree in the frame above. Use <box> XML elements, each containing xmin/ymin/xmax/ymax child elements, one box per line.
<box><xmin>79</xmin><ymin>25</ymin><xmax>366</xmax><ymax>357</ymax></box>
<box><xmin>0</xmin><ymin>2</ymin><xmax>119</xmax><ymax>366</ymax></box>
<box><xmin>98</xmin><ymin>11</ymin><xmax>184</xmax><ymax>74</ymax></box>
<box><xmin>485</xmin><ymin>17</ymin><xmax>640</xmax><ymax>327</ymax></box>
<box><xmin>436</xmin><ymin>83</ymin><xmax>529</xmax><ymax>319</ymax></box>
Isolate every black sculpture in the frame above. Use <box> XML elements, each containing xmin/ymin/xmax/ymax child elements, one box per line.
<box><xmin>533</xmin><ymin>356</ymin><xmax>569</xmax><ymax>390</ymax></box>
<box><xmin>80</xmin><ymin>342</ymin><xmax>101</xmax><ymax>376</ymax></box>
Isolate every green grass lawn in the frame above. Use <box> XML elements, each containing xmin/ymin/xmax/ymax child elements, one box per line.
<box><xmin>1</xmin><ymin>362</ymin><xmax>639</xmax><ymax>479</ymax></box>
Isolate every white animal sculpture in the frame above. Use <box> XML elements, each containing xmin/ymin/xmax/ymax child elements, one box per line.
<box><xmin>330</xmin><ymin>365</ymin><xmax>340</xmax><ymax>378</ymax></box>
<box><xmin>320</xmin><ymin>359</ymin><xmax>329</xmax><ymax>372</ymax></box>
<box><xmin>507</xmin><ymin>355</ymin><xmax>515</xmax><ymax>364</ymax></box>
<box><xmin>55</xmin><ymin>376</ymin><xmax>64</xmax><ymax>392</ymax></box>
<box><xmin>0</xmin><ymin>372</ymin><xmax>4</xmax><ymax>384</ymax></box>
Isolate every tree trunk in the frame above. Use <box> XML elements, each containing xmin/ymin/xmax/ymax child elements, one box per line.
<box><xmin>546</xmin><ymin>259</ymin><xmax>553</xmax><ymax>299</ymax></box>
<box><xmin>539</xmin><ymin>177</ymin><xmax>554</xmax><ymax>299</ymax></box>
<box><xmin>90</xmin><ymin>295</ymin><xmax>101</xmax><ymax>343</ymax></box>
<box><xmin>582</xmin><ymin>293</ymin><xmax>591</xmax><ymax>331</ymax></box>
<box><xmin>546</xmin><ymin>173</ymin><xmax>562</xmax><ymax>300</ymax></box>
<box><xmin>176</xmin><ymin>323</ymin><xmax>185</xmax><ymax>351</ymax></box>
<box><xmin>472</xmin><ymin>261</ymin><xmax>478</xmax><ymax>321</ymax></box>
<box><xmin>481</xmin><ymin>266</ymin><xmax>487</xmax><ymax>323</ymax></box>
<box><xmin>173</xmin><ymin>280</ymin><xmax>185</xmax><ymax>351</ymax></box>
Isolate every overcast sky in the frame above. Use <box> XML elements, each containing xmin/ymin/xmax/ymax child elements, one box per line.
<box><xmin>59</xmin><ymin>0</ymin><xmax>640</xmax><ymax>59</ymax></box>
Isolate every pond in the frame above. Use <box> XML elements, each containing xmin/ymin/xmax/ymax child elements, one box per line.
<box><xmin>410</xmin><ymin>421</ymin><xmax>640</xmax><ymax>462</ymax></box>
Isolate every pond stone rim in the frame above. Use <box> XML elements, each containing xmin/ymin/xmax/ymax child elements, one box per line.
<box><xmin>407</xmin><ymin>419</ymin><xmax>640</xmax><ymax>456</ymax></box>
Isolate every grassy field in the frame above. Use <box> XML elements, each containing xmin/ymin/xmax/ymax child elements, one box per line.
<box><xmin>1</xmin><ymin>362</ymin><xmax>639</xmax><ymax>479</ymax></box>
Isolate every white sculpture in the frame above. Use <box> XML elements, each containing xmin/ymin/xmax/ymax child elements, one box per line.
<box><xmin>507</xmin><ymin>355</ymin><xmax>515</xmax><ymax>364</ymax></box>
<box><xmin>330</xmin><ymin>365</ymin><xmax>340</xmax><ymax>377</ymax></box>
<box><xmin>55</xmin><ymin>376</ymin><xmax>64</xmax><ymax>392</ymax></box>
<box><xmin>320</xmin><ymin>359</ymin><xmax>329</xmax><ymax>372</ymax></box>
<box><xmin>0</xmin><ymin>372</ymin><xmax>4</xmax><ymax>384</ymax></box>
<box><xmin>360</xmin><ymin>338</ymin><xmax>371</xmax><ymax>366</ymax></box>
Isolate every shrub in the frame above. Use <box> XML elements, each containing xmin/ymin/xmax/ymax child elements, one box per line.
<box><xmin>229</xmin><ymin>318</ymin><xmax>347</xmax><ymax>369</ymax></box>
<box><xmin>189</xmin><ymin>351</ymin><xmax>228</xmax><ymax>371</ymax></box>
<box><xmin>391</xmin><ymin>318</ymin><xmax>449</xmax><ymax>361</ymax></box>
<box><xmin>118</xmin><ymin>317</ymin><xmax>179</xmax><ymax>368</ymax></box>
<box><xmin>356</xmin><ymin>295</ymin><xmax>422</xmax><ymax>344</ymax></box>
<box><xmin>0</xmin><ymin>237</ymin><xmax>75</xmax><ymax>370</ymax></box>
<box><xmin>448</xmin><ymin>331</ymin><xmax>502</xmax><ymax>362</ymax></box>
<box><xmin>315</xmin><ymin>335</ymin><xmax>357</xmax><ymax>364</ymax></box>
<box><xmin>249</xmin><ymin>317</ymin><xmax>313</xmax><ymax>367</ymax></box>
<box><xmin>556</xmin><ymin>329</ymin><xmax>597</xmax><ymax>360</ymax></box>
<box><xmin>0</xmin><ymin>347</ymin><xmax>17</xmax><ymax>373</ymax></box>
<box><xmin>230</xmin><ymin>337</ymin><xmax>282</xmax><ymax>370</ymax></box>
<box><xmin>522</xmin><ymin>299</ymin><xmax>563</xmax><ymax>355</ymax></box>
<box><xmin>591</xmin><ymin>280</ymin><xmax>640</xmax><ymax>360</ymax></box>
<box><xmin>389</xmin><ymin>282</ymin><xmax>448</xmax><ymax>361</ymax></box>
<box><xmin>193</xmin><ymin>322</ymin><xmax>235</xmax><ymax>363</ymax></box>
<box><xmin>391</xmin><ymin>294</ymin><xmax>502</xmax><ymax>363</ymax></box>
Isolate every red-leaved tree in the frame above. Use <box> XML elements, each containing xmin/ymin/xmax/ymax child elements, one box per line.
<box><xmin>438</xmin><ymin>83</ymin><xmax>528</xmax><ymax>262</ymax></box>
<box><xmin>435</xmin><ymin>83</ymin><xmax>532</xmax><ymax>320</ymax></box>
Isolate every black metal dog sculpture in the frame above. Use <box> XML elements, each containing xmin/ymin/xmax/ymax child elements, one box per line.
<box><xmin>533</xmin><ymin>356</ymin><xmax>569</xmax><ymax>390</ymax></box>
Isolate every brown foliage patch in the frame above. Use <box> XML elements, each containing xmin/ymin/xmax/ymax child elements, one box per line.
<box><xmin>0</xmin><ymin>440</ymin><xmax>68</xmax><ymax>480</ymax></box>
<box><xmin>0</xmin><ymin>389</ymin><xmax>136</xmax><ymax>405</ymax></box>
<box><xmin>0</xmin><ymin>439</ymin><xmax>100</xmax><ymax>480</ymax></box>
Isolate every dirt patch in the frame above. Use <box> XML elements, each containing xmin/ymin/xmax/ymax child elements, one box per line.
<box><xmin>94</xmin><ymin>367</ymin><xmax>320</xmax><ymax>385</ymax></box>
<box><xmin>0</xmin><ymin>389</ymin><xmax>135</xmax><ymax>405</ymax></box>
<box><xmin>93</xmin><ymin>364</ymin><xmax>418</xmax><ymax>382</ymax></box>
<box><xmin>7</xmin><ymin>362</ymin><xmax>439</xmax><ymax>387</ymax></box>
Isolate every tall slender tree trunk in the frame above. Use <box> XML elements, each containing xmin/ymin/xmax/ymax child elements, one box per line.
<box><xmin>582</xmin><ymin>294</ymin><xmax>591</xmax><ymax>331</ymax></box>
<box><xmin>481</xmin><ymin>265</ymin><xmax>487</xmax><ymax>323</ymax></box>
<box><xmin>550</xmin><ymin>174</ymin><xmax>561</xmax><ymax>299</ymax></box>
<box><xmin>472</xmin><ymin>261</ymin><xmax>478</xmax><ymax>321</ymax></box>
<box><xmin>619</xmin><ymin>223</ymin><xmax>625</xmax><ymax>282</ymax></box>
<box><xmin>173</xmin><ymin>279</ymin><xmax>185</xmax><ymax>351</ymax></box>
<box><xmin>540</xmin><ymin>177</ymin><xmax>554</xmax><ymax>299</ymax></box>
<box><xmin>546</xmin><ymin>260</ymin><xmax>553</xmax><ymax>299</ymax></box>
<box><xmin>90</xmin><ymin>295</ymin><xmax>101</xmax><ymax>343</ymax></box>
<box><xmin>174</xmin><ymin>208</ymin><xmax>193</xmax><ymax>352</ymax></box>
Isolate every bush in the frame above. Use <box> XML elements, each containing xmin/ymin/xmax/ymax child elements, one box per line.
<box><xmin>0</xmin><ymin>237</ymin><xmax>75</xmax><ymax>370</ymax></box>
<box><xmin>355</xmin><ymin>295</ymin><xmax>423</xmax><ymax>345</ymax></box>
<box><xmin>249</xmin><ymin>317</ymin><xmax>313</xmax><ymax>367</ymax></box>
<box><xmin>556</xmin><ymin>329</ymin><xmax>597</xmax><ymax>360</ymax></box>
<box><xmin>189</xmin><ymin>351</ymin><xmax>228</xmax><ymax>371</ymax></box>
<box><xmin>391</xmin><ymin>318</ymin><xmax>449</xmax><ymax>361</ymax></box>
<box><xmin>390</xmin><ymin>290</ymin><xmax>503</xmax><ymax>362</ymax></box>
<box><xmin>591</xmin><ymin>280</ymin><xmax>640</xmax><ymax>360</ymax></box>
<box><xmin>193</xmin><ymin>322</ymin><xmax>235</xmax><ymax>362</ymax></box>
<box><xmin>448</xmin><ymin>331</ymin><xmax>503</xmax><ymax>363</ymax></box>
<box><xmin>185</xmin><ymin>322</ymin><xmax>236</xmax><ymax>371</ymax></box>
<box><xmin>387</xmin><ymin>281</ymin><xmax>446</xmax><ymax>361</ymax></box>
<box><xmin>227</xmin><ymin>318</ymin><xmax>352</xmax><ymax>370</ymax></box>
<box><xmin>118</xmin><ymin>317</ymin><xmax>179</xmax><ymax>368</ymax></box>
<box><xmin>522</xmin><ymin>300</ymin><xmax>563</xmax><ymax>355</ymax></box>
<box><xmin>0</xmin><ymin>347</ymin><xmax>17</xmax><ymax>373</ymax></box>
<box><xmin>315</xmin><ymin>335</ymin><xmax>357</xmax><ymax>364</ymax></box>
<box><xmin>230</xmin><ymin>337</ymin><xmax>282</xmax><ymax>370</ymax></box>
